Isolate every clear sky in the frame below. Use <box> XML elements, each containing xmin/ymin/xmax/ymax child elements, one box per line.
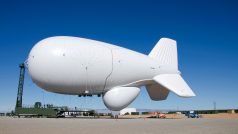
<box><xmin>0</xmin><ymin>0</ymin><xmax>238</xmax><ymax>112</ymax></box>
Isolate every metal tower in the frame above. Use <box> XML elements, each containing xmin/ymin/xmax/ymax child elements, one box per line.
<box><xmin>15</xmin><ymin>63</ymin><xmax>25</xmax><ymax>108</ymax></box>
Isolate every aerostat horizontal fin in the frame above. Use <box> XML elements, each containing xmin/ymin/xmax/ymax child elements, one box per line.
<box><xmin>153</xmin><ymin>74</ymin><xmax>195</xmax><ymax>97</ymax></box>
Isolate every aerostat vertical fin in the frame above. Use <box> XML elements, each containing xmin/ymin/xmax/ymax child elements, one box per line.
<box><xmin>146</xmin><ymin>38</ymin><xmax>195</xmax><ymax>99</ymax></box>
<box><xmin>149</xmin><ymin>38</ymin><xmax>178</xmax><ymax>71</ymax></box>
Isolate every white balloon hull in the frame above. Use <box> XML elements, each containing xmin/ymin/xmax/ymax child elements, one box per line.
<box><xmin>28</xmin><ymin>36</ymin><xmax>158</xmax><ymax>95</ymax></box>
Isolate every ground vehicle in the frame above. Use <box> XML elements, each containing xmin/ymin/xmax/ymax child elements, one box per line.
<box><xmin>159</xmin><ymin>113</ymin><xmax>166</xmax><ymax>118</ymax></box>
<box><xmin>186</xmin><ymin>111</ymin><xmax>200</xmax><ymax>118</ymax></box>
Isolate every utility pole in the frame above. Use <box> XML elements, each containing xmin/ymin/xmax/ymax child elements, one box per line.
<box><xmin>213</xmin><ymin>101</ymin><xmax>217</xmax><ymax>113</ymax></box>
<box><xmin>15</xmin><ymin>63</ymin><xmax>25</xmax><ymax>108</ymax></box>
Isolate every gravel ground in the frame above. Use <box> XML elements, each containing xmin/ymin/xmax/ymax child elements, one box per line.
<box><xmin>1</xmin><ymin>117</ymin><xmax>238</xmax><ymax>134</ymax></box>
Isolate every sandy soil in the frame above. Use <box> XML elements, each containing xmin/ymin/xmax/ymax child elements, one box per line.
<box><xmin>120</xmin><ymin>113</ymin><xmax>238</xmax><ymax>119</ymax></box>
<box><xmin>200</xmin><ymin>113</ymin><xmax>238</xmax><ymax>119</ymax></box>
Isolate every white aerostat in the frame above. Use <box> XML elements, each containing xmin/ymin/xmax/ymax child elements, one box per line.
<box><xmin>27</xmin><ymin>36</ymin><xmax>195</xmax><ymax>111</ymax></box>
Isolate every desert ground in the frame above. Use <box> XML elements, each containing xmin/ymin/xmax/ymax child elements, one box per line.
<box><xmin>1</xmin><ymin>117</ymin><xmax>238</xmax><ymax>134</ymax></box>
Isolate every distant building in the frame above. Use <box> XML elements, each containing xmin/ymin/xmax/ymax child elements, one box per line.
<box><xmin>120</xmin><ymin>108</ymin><xmax>136</xmax><ymax>115</ymax></box>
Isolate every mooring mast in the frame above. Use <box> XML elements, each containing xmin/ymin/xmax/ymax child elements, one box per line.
<box><xmin>15</xmin><ymin>63</ymin><xmax>25</xmax><ymax>108</ymax></box>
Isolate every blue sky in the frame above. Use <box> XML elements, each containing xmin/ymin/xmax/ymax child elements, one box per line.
<box><xmin>0</xmin><ymin>0</ymin><xmax>238</xmax><ymax>112</ymax></box>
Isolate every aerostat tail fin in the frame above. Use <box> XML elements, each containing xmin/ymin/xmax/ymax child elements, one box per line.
<box><xmin>146</xmin><ymin>38</ymin><xmax>195</xmax><ymax>100</ymax></box>
<box><xmin>149</xmin><ymin>38</ymin><xmax>178</xmax><ymax>71</ymax></box>
<box><xmin>153</xmin><ymin>74</ymin><xmax>195</xmax><ymax>97</ymax></box>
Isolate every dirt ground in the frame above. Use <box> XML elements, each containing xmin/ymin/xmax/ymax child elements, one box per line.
<box><xmin>200</xmin><ymin>113</ymin><xmax>238</xmax><ymax>119</ymax></box>
<box><xmin>120</xmin><ymin>113</ymin><xmax>238</xmax><ymax>119</ymax></box>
